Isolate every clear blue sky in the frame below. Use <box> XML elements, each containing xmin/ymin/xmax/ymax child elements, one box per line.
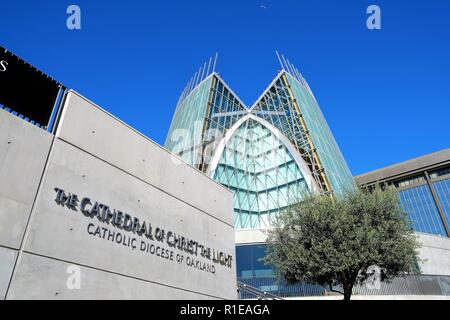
<box><xmin>1</xmin><ymin>0</ymin><xmax>449</xmax><ymax>175</ymax></box>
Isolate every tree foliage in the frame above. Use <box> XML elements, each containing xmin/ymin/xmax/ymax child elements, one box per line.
<box><xmin>264</xmin><ymin>187</ymin><xmax>420</xmax><ymax>300</ymax></box>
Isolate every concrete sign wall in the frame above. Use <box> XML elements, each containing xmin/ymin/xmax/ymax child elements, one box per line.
<box><xmin>0</xmin><ymin>109</ymin><xmax>53</xmax><ymax>299</ymax></box>
<box><xmin>0</xmin><ymin>91</ymin><xmax>237</xmax><ymax>300</ymax></box>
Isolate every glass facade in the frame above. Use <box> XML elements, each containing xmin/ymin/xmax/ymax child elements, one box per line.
<box><xmin>236</xmin><ymin>244</ymin><xmax>273</xmax><ymax>279</ymax></box>
<box><xmin>432</xmin><ymin>168</ymin><xmax>450</xmax><ymax>228</ymax></box>
<box><xmin>164</xmin><ymin>76</ymin><xmax>213</xmax><ymax>167</ymax></box>
<box><xmin>212</xmin><ymin>118</ymin><xmax>311</xmax><ymax>229</ymax></box>
<box><xmin>388</xmin><ymin>165</ymin><xmax>450</xmax><ymax>237</ymax></box>
<box><xmin>285</xmin><ymin>73</ymin><xmax>355</xmax><ymax>195</ymax></box>
<box><xmin>166</xmin><ymin>61</ymin><xmax>450</xmax><ymax>297</ymax></box>
<box><xmin>434</xmin><ymin>179</ymin><xmax>450</xmax><ymax>229</ymax></box>
<box><xmin>236</xmin><ymin>244</ymin><xmax>325</xmax><ymax>297</ymax></box>
<box><xmin>165</xmin><ymin>67</ymin><xmax>355</xmax><ymax>230</ymax></box>
<box><xmin>165</xmin><ymin>60</ymin><xmax>364</xmax><ymax>297</ymax></box>
<box><xmin>398</xmin><ymin>184</ymin><xmax>447</xmax><ymax>236</ymax></box>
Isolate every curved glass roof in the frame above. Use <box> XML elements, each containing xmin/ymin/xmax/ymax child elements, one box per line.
<box><xmin>212</xmin><ymin>117</ymin><xmax>311</xmax><ymax>229</ymax></box>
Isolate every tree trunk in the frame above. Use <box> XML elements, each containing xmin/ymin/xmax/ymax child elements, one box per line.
<box><xmin>343</xmin><ymin>286</ymin><xmax>352</xmax><ymax>301</ymax></box>
<box><xmin>342</xmin><ymin>272</ymin><xmax>357</xmax><ymax>301</ymax></box>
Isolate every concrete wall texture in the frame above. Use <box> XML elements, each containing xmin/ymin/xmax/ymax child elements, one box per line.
<box><xmin>0</xmin><ymin>91</ymin><xmax>237</xmax><ymax>300</ymax></box>
<box><xmin>418</xmin><ymin>234</ymin><xmax>450</xmax><ymax>276</ymax></box>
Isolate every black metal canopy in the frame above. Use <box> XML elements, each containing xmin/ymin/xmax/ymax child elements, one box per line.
<box><xmin>0</xmin><ymin>45</ymin><xmax>63</xmax><ymax>127</ymax></box>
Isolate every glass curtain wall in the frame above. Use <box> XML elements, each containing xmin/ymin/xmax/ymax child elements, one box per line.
<box><xmin>166</xmin><ymin>68</ymin><xmax>356</xmax><ymax>230</ymax></box>
<box><xmin>212</xmin><ymin>118</ymin><xmax>311</xmax><ymax>229</ymax></box>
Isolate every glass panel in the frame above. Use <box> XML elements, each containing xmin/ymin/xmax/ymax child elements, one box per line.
<box><xmin>164</xmin><ymin>77</ymin><xmax>213</xmax><ymax>166</ymax></box>
<box><xmin>399</xmin><ymin>185</ymin><xmax>447</xmax><ymax>236</ymax></box>
<box><xmin>236</xmin><ymin>244</ymin><xmax>325</xmax><ymax>297</ymax></box>
<box><xmin>285</xmin><ymin>73</ymin><xmax>355</xmax><ymax>195</ymax></box>
<box><xmin>213</xmin><ymin>118</ymin><xmax>311</xmax><ymax>229</ymax></box>
<box><xmin>433</xmin><ymin>178</ymin><xmax>450</xmax><ymax>231</ymax></box>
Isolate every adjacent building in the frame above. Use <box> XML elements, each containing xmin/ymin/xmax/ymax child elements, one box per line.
<box><xmin>356</xmin><ymin>149</ymin><xmax>450</xmax><ymax>238</ymax></box>
<box><xmin>165</xmin><ymin>54</ymin><xmax>355</xmax><ymax>295</ymax></box>
<box><xmin>356</xmin><ymin>149</ymin><xmax>450</xmax><ymax>276</ymax></box>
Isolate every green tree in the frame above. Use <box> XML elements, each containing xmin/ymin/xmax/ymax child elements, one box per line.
<box><xmin>264</xmin><ymin>187</ymin><xmax>420</xmax><ymax>301</ymax></box>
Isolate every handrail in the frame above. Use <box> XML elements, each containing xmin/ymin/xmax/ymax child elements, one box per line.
<box><xmin>238</xmin><ymin>274</ymin><xmax>450</xmax><ymax>298</ymax></box>
<box><xmin>237</xmin><ymin>281</ymin><xmax>284</xmax><ymax>300</ymax></box>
